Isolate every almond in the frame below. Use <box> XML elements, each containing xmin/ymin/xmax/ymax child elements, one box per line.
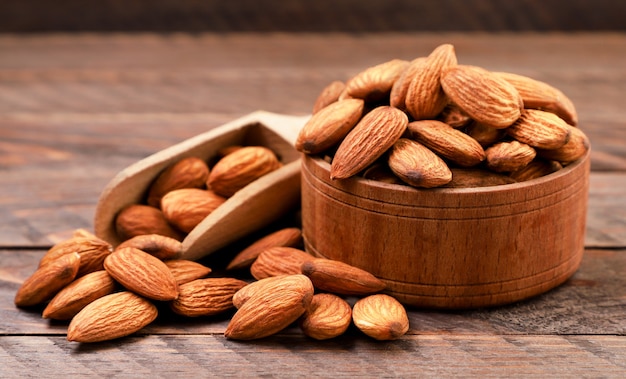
<box><xmin>115</xmin><ymin>204</ymin><xmax>184</xmax><ymax>241</ymax></box>
<box><xmin>443</xmin><ymin>168</ymin><xmax>516</xmax><ymax>188</ymax></box>
<box><xmin>43</xmin><ymin>270</ymin><xmax>117</xmax><ymax>320</ymax></box>
<box><xmin>405</xmin><ymin>43</ymin><xmax>458</xmax><ymax>120</ymax></box>
<box><xmin>493</xmin><ymin>71</ymin><xmax>578</xmax><ymax>126</ymax></box>
<box><xmin>250</xmin><ymin>246</ymin><xmax>315</xmax><ymax>280</ymax></box>
<box><xmin>299</xmin><ymin>293</ymin><xmax>352</xmax><ymax>340</ymax></box>
<box><xmin>509</xmin><ymin>158</ymin><xmax>562</xmax><ymax>182</ymax></box>
<box><xmin>146</xmin><ymin>157</ymin><xmax>210</xmax><ymax>207</ymax></box>
<box><xmin>67</xmin><ymin>291</ymin><xmax>158</xmax><ymax>343</ymax></box>
<box><xmin>464</xmin><ymin>122</ymin><xmax>507</xmax><ymax>148</ymax></box>
<box><xmin>361</xmin><ymin>163</ymin><xmax>404</xmax><ymax>185</ymax></box>
<box><xmin>116</xmin><ymin>234</ymin><xmax>183</xmax><ymax>260</ymax></box>
<box><xmin>536</xmin><ymin>125</ymin><xmax>590</xmax><ymax>165</ymax></box>
<box><xmin>312</xmin><ymin>80</ymin><xmax>346</xmax><ymax>114</ymax></box>
<box><xmin>38</xmin><ymin>236</ymin><xmax>113</xmax><ymax>277</ymax></box>
<box><xmin>407</xmin><ymin>120</ymin><xmax>485</xmax><ymax>167</ymax></box>
<box><xmin>232</xmin><ymin>275</ymin><xmax>287</xmax><ymax>309</ymax></box>
<box><xmin>339</xmin><ymin>59</ymin><xmax>409</xmax><ymax>103</ymax></box>
<box><xmin>227</xmin><ymin>227</ymin><xmax>303</xmax><ymax>271</ymax></box>
<box><xmin>437</xmin><ymin>103</ymin><xmax>472</xmax><ymax>129</ymax></box>
<box><xmin>207</xmin><ymin>146</ymin><xmax>281</xmax><ymax>197</ymax></box>
<box><xmin>507</xmin><ymin>109</ymin><xmax>571</xmax><ymax>150</ymax></box>
<box><xmin>352</xmin><ymin>294</ymin><xmax>409</xmax><ymax>340</ymax></box>
<box><xmin>170</xmin><ymin>277</ymin><xmax>247</xmax><ymax>317</ymax></box>
<box><xmin>389</xmin><ymin>57</ymin><xmax>426</xmax><ymax>111</ymax></box>
<box><xmin>225</xmin><ymin>274</ymin><xmax>314</xmax><ymax>340</ymax></box>
<box><xmin>161</xmin><ymin>188</ymin><xmax>226</xmax><ymax>233</ymax></box>
<box><xmin>104</xmin><ymin>247</ymin><xmax>179</xmax><ymax>301</ymax></box>
<box><xmin>388</xmin><ymin>138</ymin><xmax>452</xmax><ymax>188</ymax></box>
<box><xmin>330</xmin><ymin>106</ymin><xmax>408</xmax><ymax>180</ymax></box>
<box><xmin>441</xmin><ymin>65</ymin><xmax>523</xmax><ymax>129</ymax></box>
<box><xmin>164</xmin><ymin>259</ymin><xmax>212</xmax><ymax>285</ymax></box>
<box><xmin>300</xmin><ymin>258</ymin><xmax>386</xmax><ymax>296</ymax></box>
<box><xmin>15</xmin><ymin>252</ymin><xmax>81</xmax><ymax>307</ymax></box>
<box><xmin>295</xmin><ymin>99</ymin><xmax>364</xmax><ymax>155</ymax></box>
<box><xmin>485</xmin><ymin>140</ymin><xmax>537</xmax><ymax>173</ymax></box>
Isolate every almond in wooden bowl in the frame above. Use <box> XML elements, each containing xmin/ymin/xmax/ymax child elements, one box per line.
<box><xmin>94</xmin><ymin>111</ymin><xmax>308</xmax><ymax>261</ymax></box>
<box><xmin>300</xmin><ymin>149</ymin><xmax>590</xmax><ymax>309</ymax></box>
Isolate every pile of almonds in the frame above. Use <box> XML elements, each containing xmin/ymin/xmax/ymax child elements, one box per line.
<box><xmin>115</xmin><ymin>145</ymin><xmax>282</xmax><ymax>242</ymax></box>
<box><xmin>296</xmin><ymin>43</ymin><xmax>589</xmax><ymax>188</ymax></box>
<box><xmin>15</xmin><ymin>226</ymin><xmax>409</xmax><ymax>343</ymax></box>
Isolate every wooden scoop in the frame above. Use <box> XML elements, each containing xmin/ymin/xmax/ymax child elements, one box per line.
<box><xmin>94</xmin><ymin>111</ymin><xmax>309</xmax><ymax>261</ymax></box>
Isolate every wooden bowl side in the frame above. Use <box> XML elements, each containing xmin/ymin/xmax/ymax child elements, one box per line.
<box><xmin>301</xmin><ymin>151</ymin><xmax>590</xmax><ymax>309</ymax></box>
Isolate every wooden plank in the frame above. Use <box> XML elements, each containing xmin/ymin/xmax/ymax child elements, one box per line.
<box><xmin>1</xmin><ymin>335</ymin><xmax>625</xmax><ymax>378</ymax></box>
<box><xmin>2</xmin><ymin>249</ymin><xmax>625</xmax><ymax>336</ymax></box>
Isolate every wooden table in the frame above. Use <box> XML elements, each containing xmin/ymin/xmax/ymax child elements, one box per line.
<box><xmin>1</xmin><ymin>33</ymin><xmax>625</xmax><ymax>377</ymax></box>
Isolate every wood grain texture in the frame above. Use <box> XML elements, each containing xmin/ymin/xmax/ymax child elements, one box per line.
<box><xmin>0</xmin><ymin>33</ymin><xmax>625</xmax><ymax>376</ymax></box>
<box><xmin>1</xmin><ymin>335</ymin><xmax>626</xmax><ymax>378</ymax></box>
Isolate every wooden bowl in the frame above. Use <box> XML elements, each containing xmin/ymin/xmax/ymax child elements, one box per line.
<box><xmin>301</xmin><ymin>150</ymin><xmax>590</xmax><ymax>309</ymax></box>
<box><xmin>94</xmin><ymin>111</ymin><xmax>308</xmax><ymax>261</ymax></box>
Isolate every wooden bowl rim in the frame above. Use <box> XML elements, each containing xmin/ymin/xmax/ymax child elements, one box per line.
<box><xmin>304</xmin><ymin>148</ymin><xmax>590</xmax><ymax>198</ymax></box>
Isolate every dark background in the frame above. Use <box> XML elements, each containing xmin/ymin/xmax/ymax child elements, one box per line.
<box><xmin>1</xmin><ymin>0</ymin><xmax>624</xmax><ymax>33</ymax></box>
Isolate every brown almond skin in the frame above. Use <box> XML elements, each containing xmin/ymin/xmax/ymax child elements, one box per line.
<box><xmin>485</xmin><ymin>140</ymin><xmax>537</xmax><ymax>173</ymax></box>
<box><xmin>389</xmin><ymin>57</ymin><xmax>427</xmax><ymax>111</ymax></box>
<box><xmin>67</xmin><ymin>291</ymin><xmax>158</xmax><ymax>343</ymax></box>
<box><xmin>494</xmin><ymin>71</ymin><xmax>578</xmax><ymax>126</ymax></box>
<box><xmin>295</xmin><ymin>99</ymin><xmax>364</xmax><ymax>155</ymax></box>
<box><xmin>232</xmin><ymin>275</ymin><xmax>287</xmax><ymax>309</ymax></box>
<box><xmin>116</xmin><ymin>234</ymin><xmax>183</xmax><ymax>261</ymax></box>
<box><xmin>312</xmin><ymin>80</ymin><xmax>346</xmax><ymax>114</ymax></box>
<box><xmin>507</xmin><ymin>109</ymin><xmax>571</xmax><ymax>150</ymax></box>
<box><xmin>509</xmin><ymin>158</ymin><xmax>562</xmax><ymax>182</ymax></box>
<box><xmin>437</xmin><ymin>103</ymin><xmax>473</xmax><ymax>129</ymax></box>
<box><xmin>441</xmin><ymin>65</ymin><xmax>523</xmax><ymax>129</ymax></box>
<box><xmin>536</xmin><ymin>125</ymin><xmax>590</xmax><ymax>165</ymax></box>
<box><xmin>388</xmin><ymin>138</ymin><xmax>452</xmax><ymax>188</ymax></box>
<box><xmin>405</xmin><ymin>43</ymin><xmax>458</xmax><ymax>120</ymax></box>
<box><xmin>408</xmin><ymin>120</ymin><xmax>485</xmax><ymax>167</ymax></box>
<box><xmin>443</xmin><ymin>168</ymin><xmax>516</xmax><ymax>188</ymax></box>
<box><xmin>15</xmin><ymin>252</ymin><xmax>81</xmax><ymax>307</ymax></box>
<box><xmin>464</xmin><ymin>122</ymin><xmax>507</xmax><ymax>148</ymax></box>
<box><xmin>361</xmin><ymin>163</ymin><xmax>404</xmax><ymax>185</ymax></box>
<box><xmin>43</xmin><ymin>270</ymin><xmax>117</xmax><ymax>320</ymax></box>
<box><xmin>331</xmin><ymin>106</ymin><xmax>408</xmax><ymax>180</ymax></box>
<box><xmin>352</xmin><ymin>294</ymin><xmax>410</xmax><ymax>341</ymax></box>
<box><xmin>161</xmin><ymin>188</ymin><xmax>226</xmax><ymax>233</ymax></box>
<box><xmin>225</xmin><ymin>274</ymin><xmax>314</xmax><ymax>340</ymax></box>
<box><xmin>115</xmin><ymin>204</ymin><xmax>184</xmax><ymax>242</ymax></box>
<box><xmin>207</xmin><ymin>146</ymin><xmax>281</xmax><ymax>198</ymax></box>
<box><xmin>299</xmin><ymin>293</ymin><xmax>352</xmax><ymax>340</ymax></box>
<box><xmin>250</xmin><ymin>246</ymin><xmax>315</xmax><ymax>280</ymax></box>
<box><xmin>146</xmin><ymin>156</ymin><xmax>210</xmax><ymax>207</ymax></box>
<box><xmin>339</xmin><ymin>59</ymin><xmax>409</xmax><ymax>103</ymax></box>
<box><xmin>39</xmin><ymin>236</ymin><xmax>113</xmax><ymax>277</ymax></box>
<box><xmin>164</xmin><ymin>259</ymin><xmax>212</xmax><ymax>285</ymax></box>
<box><xmin>104</xmin><ymin>247</ymin><xmax>179</xmax><ymax>301</ymax></box>
<box><xmin>227</xmin><ymin>228</ymin><xmax>303</xmax><ymax>271</ymax></box>
<box><xmin>300</xmin><ymin>258</ymin><xmax>386</xmax><ymax>296</ymax></box>
<box><xmin>170</xmin><ymin>277</ymin><xmax>248</xmax><ymax>317</ymax></box>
